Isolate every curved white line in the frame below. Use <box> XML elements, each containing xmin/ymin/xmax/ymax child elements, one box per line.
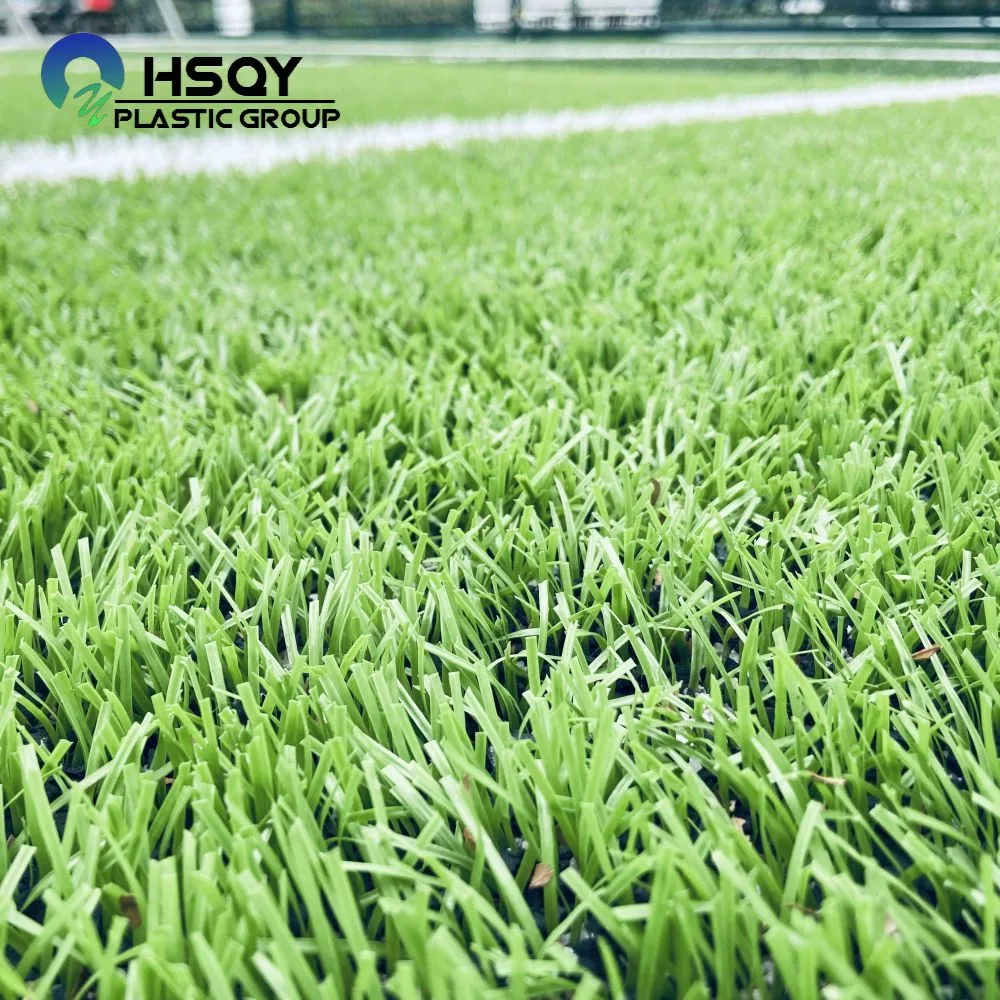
<box><xmin>2</xmin><ymin>74</ymin><xmax>999</xmax><ymax>187</ymax></box>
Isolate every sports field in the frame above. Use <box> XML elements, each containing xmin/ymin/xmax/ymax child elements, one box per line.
<box><xmin>3</xmin><ymin>43</ymin><xmax>1000</xmax><ymax>999</ymax></box>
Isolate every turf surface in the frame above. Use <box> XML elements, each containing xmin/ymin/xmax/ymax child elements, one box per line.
<box><xmin>2</xmin><ymin>75</ymin><xmax>1000</xmax><ymax>999</ymax></box>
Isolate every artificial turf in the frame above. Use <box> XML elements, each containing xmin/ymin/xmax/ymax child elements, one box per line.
<box><xmin>2</xmin><ymin>74</ymin><xmax>1000</xmax><ymax>998</ymax></box>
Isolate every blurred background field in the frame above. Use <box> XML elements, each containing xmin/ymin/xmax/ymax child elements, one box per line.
<box><xmin>5</xmin><ymin>44</ymin><xmax>1000</xmax><ymax>142</ymax></box>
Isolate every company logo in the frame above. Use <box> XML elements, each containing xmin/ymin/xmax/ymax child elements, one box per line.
<box><xmin>41</xmin><ymin>34</ymin><xmax>340</xmax><ymax>131</ymax></box>
<box><xmin>41</xmin><ymin>33</ymin><xmax>125</xmax><ymax>127</ymax></box>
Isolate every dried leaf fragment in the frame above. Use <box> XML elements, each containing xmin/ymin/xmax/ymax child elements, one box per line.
<box><xmin>463</xmin><ymin>827</ymin><xmax>477</xmax><ymax>850</ymax></box>
<box><xmin>528</xmin><ymin>863</ymin><xmax>553</xmax><ymax>889</ymax></box>
<box><xmin>806</xmin><ymin>771</ymin><xmax>847</xmax><ymax>787</ymax></box>
<box><xmin>784</xmin><ymin>901</ymin><xmax>817</xmax><ymax>916</ymax></box>
<box><xmin>120</xmin><ymin>894</ymin><xmax>142</xmax><ymax>929</ymax></box>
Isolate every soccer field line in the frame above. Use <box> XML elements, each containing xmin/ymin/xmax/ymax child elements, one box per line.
<box><xmin>2</xmin><ymin>73</ymin><xmax>999</xmax><ymax>188</ymax></box>
<box><xmin>459</xmin><ymin>43</ymin><xmax>1000</xmax><ymax>63</ymax></box>
<box><xmin>6</xmin><ymin>35</ymin><xmax>1000</xmax><ymax>63</ymax></box>
<box><xmin>258</xmin><ymin>42</ymin><xmax>1000</xmax><ymax>64</ymax></box>
<box><xmin>2</xmin><ymin>43</ymin><xmax>999</xmax><ymax>81</ymax></box>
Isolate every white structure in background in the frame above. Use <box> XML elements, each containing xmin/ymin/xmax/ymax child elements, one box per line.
<box><xmin>517</xmin><ymin>0</ymin><xmax>574</xmax><ymax>29</ymax></box>
<box><xmin>154</xmin><ymin>0</ymin><xmax>189</xmax><ymax>37</ymax></box>
<box><xmin>213</xmin><ymin>0</ymin><xmax>253</xmax><ymax>36</ymax></box>
<box><xmin>780</xmin><ymin>0</ymin><xmax>825</xmax><ymax>13</ymax></box>
<box><xmin>574</xmin><ymin>1</ymin><xmax>660</xmax><ymax>27</ymax></box>
<box><xmin>475</xmin><ymin>1</ymin><xmax>660</xmax><ymax>30</ymax></box>
<box><xmin>473</xmin><ymin>0</ymin><xmax>514</xmax><ymax>30</ymax></box>
<box><xmin>1</xmin><ymin>0</ymin><xmax>40</xmax><ymax>37</ymax></box>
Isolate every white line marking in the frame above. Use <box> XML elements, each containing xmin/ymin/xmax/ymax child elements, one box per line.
<box><xmin>3</xmin><ymin>74</ymin><xmax>999</xmax><ymax>188</ymax></box>
<box><xmin>263</xmin><ymin>42</ymin><xmax>1000</xmax><ymax>64</ymax></box>
<box><xmin>6</xmin><ymin>33</ymin><xmax>1000</xmax><ymax>62</ymax></box>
